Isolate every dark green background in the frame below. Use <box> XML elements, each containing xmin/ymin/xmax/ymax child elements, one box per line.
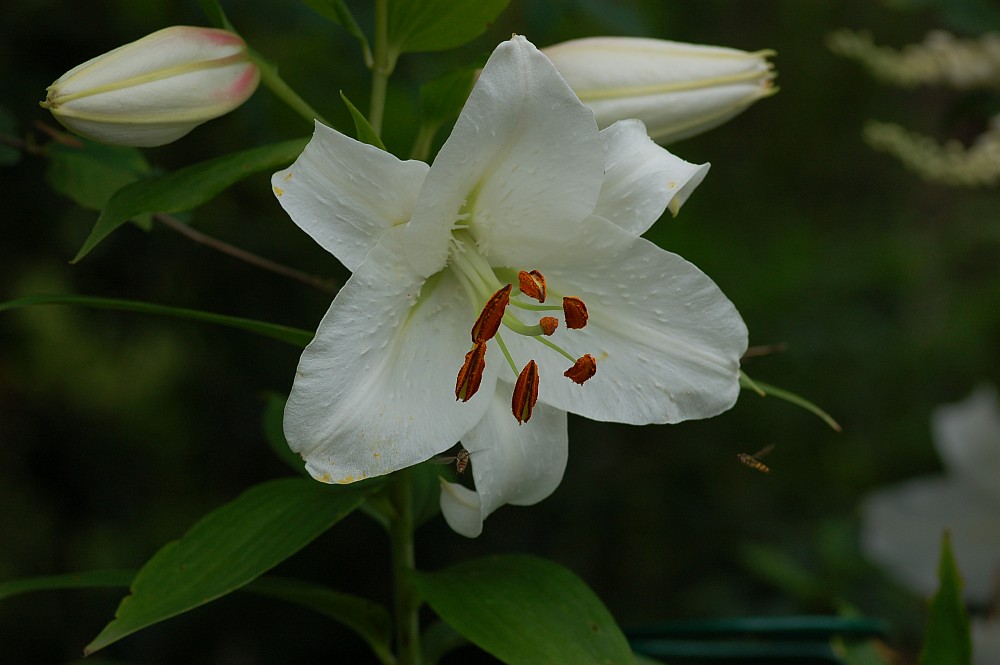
<box><xmin>2</xmin><ymin>0</ymin><xmax>998</xmax><ymax>662</ymax></box>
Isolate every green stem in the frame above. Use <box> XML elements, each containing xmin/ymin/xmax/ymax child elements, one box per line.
<box><xmin>251</xmin><ymin>50</ymin><xmax>331</xmax><ymax>126</ymax></box>
<box><xmin>369</xmin><ymin>0</ymin><xmax>394</xmax><ymax>137</ymax></box>
<box><xmin>409</xmin><ymin>122</ymin><xmax>438</xmax><ymax>162</ymax></box>
<box><xmin>389</xmin><ymin>469</ymin><xmax>422</xmax><ymax>665</ymax></box>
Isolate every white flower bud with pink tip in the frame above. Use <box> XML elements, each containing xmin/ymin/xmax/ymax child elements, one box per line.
<box><xmin>542</xmin><ymin>37</ymin><xmax>776</xmax><ymax>145</ymax></box>
<box><xmin>41</xmin><ymin>26</ymin><xmax>260</xmax><ymax>147</ymax></box>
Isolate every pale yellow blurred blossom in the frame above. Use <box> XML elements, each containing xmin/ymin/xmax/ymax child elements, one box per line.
<box><xmin>542</xmin><ymin>37</ymin><xmax>776</xmax><ymax>144</ymax></box>
<box><xmin>828</xmin><ymin>29</ymin><xmax>1000</xmax><ymax>90</ymax></box>
<box><xmin>41</xmin><ymin>26</ymin><xmax>260</xmax><ymax>147</ymax></box>
<box><xmin>864</xmin><ymin>116</ymin><xmax>1000</xmax><ymax>187</ymax></box>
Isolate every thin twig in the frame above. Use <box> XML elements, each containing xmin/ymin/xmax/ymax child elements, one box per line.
<box><xmin>154</xmin><ymin>213</ymin><xmax>338</xmax><ymax>295</ymax></box>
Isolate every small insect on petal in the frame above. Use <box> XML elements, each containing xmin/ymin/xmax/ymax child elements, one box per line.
<box><xmin>518</xmin><ymin>270</ymin><xmax>547</xmax><ymax>302</ymax></box>
<box><xmin>454</xmin><ymin>449</ymin><xmax>470</xmax><ymax>474</ymax></box>
<box><xmin>455</xmin><ymin>341</ymin><xmax>488</xmax><ymax>401</ymax></box>
<box><xmin>511</xmin><ymin>359</ymin><xmax>540</xmax><ymax>424</ymax></box>
<box><xmin>432</xmin><ymin>449</ymin><xmax>471</xmax><ymax>474</ymax></box>
<box><xmin>471</xmin><ymin>284</ymin><xmax>512</xmax><ymax>342</ymax></box>
<box><xmin>563</xmin><ymin>354</ymin><xmax>597</xmax><ymax>384</ymax></box>
<box><xmin>539</xmin><ymin>316</ymin><xmax>559</xmax><ymax>336</ymax></box>
<box><xmin>563</xmin><ymin>296</ymin><xmax>589</xmax><ymax>329</ymax></box>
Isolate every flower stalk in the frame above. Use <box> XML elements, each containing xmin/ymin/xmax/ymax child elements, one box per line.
<box><xmin>369</xmin><ymin>0</ymin><xmax>393</xmax><ymax>137</ymax></box>
<box><xmin>251</xmin><ymin>50</ymin><xmax>330</xmax><ymax>126</ymax></box>
<box><xmin>388</xmin><ymin>469</ymin><xmax>422</xmax><ymax>665</ymax></box>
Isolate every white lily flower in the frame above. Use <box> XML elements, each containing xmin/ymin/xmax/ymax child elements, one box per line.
<box><xmin>862</xmin><ymin>385</ymin><xmax>1000</xmax><ymax>605</ymax></box>
<box><xmin>41</xmin><ymin>26</ymin><xmax>260</xmax><ymax>147</ymax></box>
<box><xmin>272</xmin><ymin>36</ymin><xmax>747</xmax><ymax>537</ymax></box>
<box><xmin>542</xmin><ymin>37</ymin><xmax>776</xmax><ymax>144</ymax></box>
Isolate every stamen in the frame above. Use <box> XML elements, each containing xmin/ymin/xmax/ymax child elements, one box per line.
<box><xmin>511</xmin><ymin>360</ymin><xmax>539</xmax><ymax>423</ymax></box>
<box><xmin>564</xmin><ymin>354</ymin><xmax>597</xmax><ymax>385</ymax></box>
<box><xmin>518</xmin><ymin>270</ymin><xmax>547</xmax><ymax>302</ymax></box>
<box><xmin>471</xmin><ymin>284</ymin><xmax>511</xmax><ymax>342</ymax></box>
<box><xmin>563</xmin><ymin>297</ymin><xmax>589</xmax><ymax>329</ymax></box>
<box><xmin>455</xmin><ymin>341</ymin><xmax>487</xmax><ymax>401</ymax></box>
<box><xmin>539</xmin><ymin>316</ymin><xmax>558</xmax><ymax>336</ymax></box>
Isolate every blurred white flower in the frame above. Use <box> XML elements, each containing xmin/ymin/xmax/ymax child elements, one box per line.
<box><xmin>41</xmin><ymin>26</ymin><xmax>260</xmax><ymax>147</ymax></box>
<box><xmin>973</xmin><ymin>617</ymin><xmax>1000</xmax><ymax>665</ymax></box>
<box><xmin>862</xmin><ymin>385</ymin><xmax>1000</xmax><ymax>605</ymax></box>
<box><xmin>541</xmin><ymin>36</ymin><xmax>776</xmax><ymax>144</ymax></box>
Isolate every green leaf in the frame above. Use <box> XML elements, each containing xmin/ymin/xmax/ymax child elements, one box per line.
<box><xmin>340</xmin><ymin>91</ymin><xmax>387</xmax><ymax>150</ymax></box>
<box><xmin>85</xmin><ymin>478</ymin><xmax>378</xmax><ymax>654</ymax></box>
<box><xmin>247</xmin><ymin>577</ymin><xmax>393</xmax><ymax>664</ymax></box>
<box><xmin>387</xmin><ymin>0</ymin><xmax>511</xmax><ymax>56</ymax></box>
<box><xmin>304</xmin><ymin>0</ymin><xmax>373</xmax><ymax>66</ymax></box>
<box><xmin>73</xmin><ymin>138</ymin><xmax>307</xmax><ymax>262</ymax></box>
<box><xmin>422</xmin><ymin>619</ymin><xmax>467</xmax><ymax>665</ymax></box>
<box><xmin>918</xmin><ymin>532</ymin><xmax>972</xmax><ymax>665</ymax></box>
<box><xmin>413</xmin><ymin>554</ymin><xmax>635</xmax><ymax>665</ymax></box>
<box><xmin>0</xmin><ymin>567</ymin><xmax>395</xmax><ymax>663</ymax></box>
<box><xmin>0</xmin><ymin>294</ymin><xmax>313</xmax><ymax>348</ymax></box>
<box><xmin>0</xmin><ymin>569</ymin><xmax>134</xmax><ymax>601</ymax></box>
<box><xmin>740</xmin><ymin>371</ymin><xmax>842</xmax><ymax>432</ymax></box>
<box><xmin>46</xmin><ymin>139</ymin><xmax>153</xmax><ymax>229</ymax></box>
<box><xmin>262</xmin><ymin>392</ymin><xmax>309</xmax><ymax>474</ymax></box>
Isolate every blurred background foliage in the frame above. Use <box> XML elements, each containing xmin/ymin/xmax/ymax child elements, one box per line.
<box><xmin>1</xmin><ymin>0</ymin><xmax>998</xmax><ymax>662</ymax></box>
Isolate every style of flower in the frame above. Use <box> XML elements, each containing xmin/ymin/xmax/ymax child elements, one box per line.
<box><xmin>542</xmin><ymin>36</ymin><xmax>776</xmax><ymax>144</ymax></box>
<box><xmin>272</xmin><ymin>36</ymin><xmax>747</xmax><ymax>537</ymax></box>
<box><xmin>862</xmin><ymin>385</ymin><xmax>1000</xmax><ymax>605</ymax></box>
<box><xmin>42</xmin><ymin>26</ymin><xmax>259</xmax><ymax>147</ymax></box>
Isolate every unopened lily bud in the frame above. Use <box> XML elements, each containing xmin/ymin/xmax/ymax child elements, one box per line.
<box><xmin>41</xmin><ymin>26</ymin><xmax>260</xmax><ymax>147</ymax></box>
<box><xmin>542</xmin><ymin>37</ymin><xmax>776</xmax><ymax>144</ymax></box>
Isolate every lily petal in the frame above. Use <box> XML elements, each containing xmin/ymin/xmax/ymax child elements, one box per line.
<box><xmin>862</xmin><ymin>476</ymin><xmax>1000</xmax><ymax>605</ymax></box>
<box><xmin>273</xmin><ymin>122</ymin><xmax>429</xmax><ymax>272</ymax></box>
<box><xmin>404</xmin><ymin>35</ymin><xmax>604</xmax><ymax>276</ymax></box>
<box><xmin>594</xmin><ymin>120</ymin><xmax>709</xmax><ymax>234</ymax></box>
<box><xmin>284</xmin><ymin>225</ymin><xmax>498</xmax><ymax>483</ymax></box>
<box><xmin>505</xmin><ymin>217</ymin><xmax>746</xmax><ymax>424</ymax></box>
<box><xmin>440</xmin><ymin>391</ymin><xmax>568</xmax><ymax>537</ymax></box>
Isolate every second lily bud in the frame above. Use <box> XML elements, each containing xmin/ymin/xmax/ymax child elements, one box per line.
<box><xmin>542</xmin><ymin>36</ymin><xmax>776</xmax><ymax>145</ymax></box>
<box><xmin>41</xmin><ymin>26</ymin><xmax>260</xmax><ymax>147</ymax></box>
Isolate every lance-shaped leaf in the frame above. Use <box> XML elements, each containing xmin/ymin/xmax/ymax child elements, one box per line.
<box><xmin>247</xmin><ymin>577</ymin><xmax>393</xmax><ymax>664</ymax></box>
<box><xmin>412</xmin><ymin>554</ymin><xmax>635</xmax><ymax>665</ymax></box>
<box><xmin>85</xmin><ymin>478</ymin><xmax>377</xmax><ymax>654</ymax></box>
<box><xmin>305</xmin><ymin>0</ymin><xmax>372</xmax><ymax>65</ymax></box>
<box><xmin>387</xmin><ymin>0</ymin><xmax>510</xmax><ymax>58</ymax></box>
<box><xmin>46</xmin><ymin>139</ymin><xmax>152</xmax><ymax>229</ymax></box>
<box><xmin>73</xmin><ymin>138</ymin><xmax>307</xmax><ymax>262</ymax></box>
<box><xmin>0</xmin><ymin>570</ymin><xmax>134</xmax><ymax>601</ymax></box>
<box><xmin>0</xmin><ymin>294</ymin><xmax>313</xmax><ymax>348</ymax></box>
<box><xmin>918</xmin><ymin>532</ymin><xmax>972</xmax><ymax>665</ymax></box>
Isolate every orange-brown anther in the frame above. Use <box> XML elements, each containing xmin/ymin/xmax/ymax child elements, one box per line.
<box><xmin>563</xmin><ymin>354</ymin><xmax>597</xmax><ymax>385</ymax></box>
<box><xmin>518</xmin><ymin>270</ymin><xmax>547</xmax><ymax>302</ymax></box>
<box><xmin>511</xmin><ymin>360</ymin><xmax>540</xmax><ymax>424</ymax></box>
<box><xmin>539</xmin><ymin>316</ymin><xmax>559</xmax><ymax>336</ymax></box>
<box><xmin>471</xmin><ymin>284</ymin><xmax>511</xmax><ymax>342</ymax></box>
<box><xmin>455</xmin><ymin>340</ymin><xmax>488</xmax><ymax>401</ymax></box>
<box><xmin>563</xmin><ymin>296</ymin><xmax>589</xmax><ymax>329</ymax></box>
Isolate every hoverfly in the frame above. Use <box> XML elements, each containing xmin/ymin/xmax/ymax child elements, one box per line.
<box><xmin>432</xmin><ymin>448</ymin><xmax>471</xmax><ymax>474</ymax></box>
<box><xmin>737</xmin><ymin>444</ymin><xmax>775</xmax><ymax>473</ymax></box>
